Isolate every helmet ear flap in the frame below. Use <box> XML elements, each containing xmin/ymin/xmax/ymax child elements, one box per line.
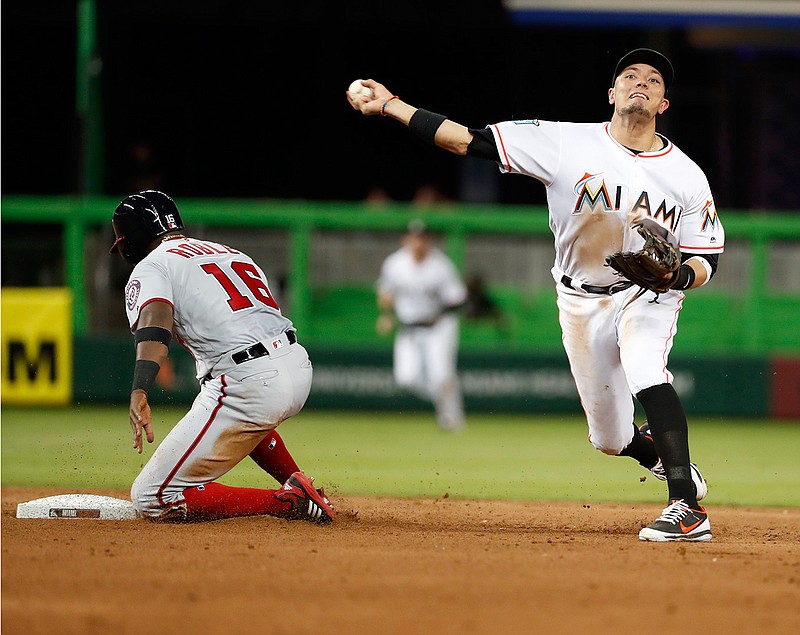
<box><xmin>109</xmin><ymin>234</ymin><xmax>126</xmax><ymax>255</ymax></box>
<box><xmin>121</xmin><ymin>224</ymin><xmax>151</xmax><ymax>263</ymax></box>
<box><xmin>109</xmin><ymin>216</ymin><xmax>147</xmax><ymax>264</ymax></box>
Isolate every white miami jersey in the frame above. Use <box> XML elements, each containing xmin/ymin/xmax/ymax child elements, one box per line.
<box><xmin>377</xmin><ymin>247</ymin><xmax>467</xmax><ymax>326</ymax></box>
<box><xmin>124</xmin><ymin>236</ymin><xmax>292</xmax><ymax>379</ymax></box>
<box><xmin>489</xmin><ymin>120</ymin><xmax>725</xmax><ymax>286</ymax></box>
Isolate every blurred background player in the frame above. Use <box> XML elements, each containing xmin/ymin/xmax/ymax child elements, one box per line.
<box><xmin>109</xmin><ymin>189</ymin><xmax>335</xmax><ymax>524</ymax></box>
<box><xmin>377</xmin><ymin>219</ymin><xmax>468</xmax><ymax>431</ymax></box>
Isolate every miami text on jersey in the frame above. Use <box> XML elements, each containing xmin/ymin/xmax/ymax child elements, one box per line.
<box><xmin>573</xmin><ymin>173</ymin><xmax>682</xmax><ymax>233</ymax></box>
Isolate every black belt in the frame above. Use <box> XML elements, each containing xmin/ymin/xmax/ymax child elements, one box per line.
<box><xmin>231</xmin><ymin>330</ymin><xmax>297</xmax><ymax>364</ymax></box>
<box><xmin>400</xmin><ymin>319</ymin><xmax>438</xmax><ymax>328</ymax></box>
<box><xmin>561</xmin><ymin>275</ymin><xmax>633</xmax><ymax>295</ymax></box>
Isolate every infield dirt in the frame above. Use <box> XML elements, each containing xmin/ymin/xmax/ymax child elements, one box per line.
<box><xmin>3</xmin><ymin>486</ymin><xmax>799</xmax><ymax>635</ymax></box>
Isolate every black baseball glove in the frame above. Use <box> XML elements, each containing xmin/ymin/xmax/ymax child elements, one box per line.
<box><xmin>605</xmin><ymin>223</ymin><xmax>680</xmax><ymax>294</ymax></box>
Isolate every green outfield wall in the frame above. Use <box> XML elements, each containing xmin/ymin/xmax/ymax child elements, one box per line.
<box><xmin>68</xmin><ymin>333</ymin><xmax>785</xmax><ymax>418</ymax></box>
<box><xmin>3</xmin><ymin>196</ymin><xmax>800</xmax><ymax>416</ymax></box>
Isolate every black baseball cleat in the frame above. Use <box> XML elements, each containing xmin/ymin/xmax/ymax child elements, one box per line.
<box><xmin>276</xmin><ymin>471</ymin><xmax>336</xmax><ymax>525</ymax></box>
<box><xmin>639</xmin><ymin>499</ymin><xmax>712</xmax><ymax>542</ymax></box>
<box><xmin>639</xmin><ymin>422</ymin><xmax>708</xmax><ymax>501</ymax></box>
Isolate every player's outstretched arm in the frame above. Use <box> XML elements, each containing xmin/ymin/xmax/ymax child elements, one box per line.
<box><xmin>346</xmin><ymin>79</ymin><xmax>474</xmax><ymax>156</ymax></box>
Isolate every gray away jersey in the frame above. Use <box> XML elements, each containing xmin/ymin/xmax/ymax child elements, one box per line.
<box><xmin>124</xmin><ymin>237</ymin><xmax>293</xmax><ymax>379</ymax></box>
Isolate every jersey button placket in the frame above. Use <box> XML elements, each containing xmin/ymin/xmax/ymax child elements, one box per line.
<box><xmin>627</xmin><ymin>158</ymin><xmax>643</xmax><ymax>225</ymax></box>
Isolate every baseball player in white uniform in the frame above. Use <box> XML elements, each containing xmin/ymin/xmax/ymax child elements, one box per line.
<box><xmin>109</xmin><ymin>190</ymin><xmax>335</xmax><ymax>524</ymax></box>
<box><xmin>377</xmin><ymin>219</ymin><xmax>468</xmax><ymax>431</ymax></box>
<box><xmin>348</xmin><ymin>48</ymin><xmax>724</xmax><ymax>541</ymax></box>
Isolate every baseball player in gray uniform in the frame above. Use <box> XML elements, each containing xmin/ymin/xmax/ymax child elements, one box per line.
<box><xmin>348</xmin><ymin>48</ymin><xmax>723</xmax><ymax>541</ymax></box>
<box><xmin>109</xmin><ymin>190</ymin><xmax>335</xmax><ymax>524</ymax></box>
<box><xmin>377</xmin><ymin>219</ymin><xmax>468</xmax><ymax>431</ymax></box>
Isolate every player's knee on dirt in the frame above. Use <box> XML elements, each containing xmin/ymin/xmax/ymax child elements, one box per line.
<box><xmin>130</xmin><ymin>475</ymin><xmax>185</xmax><ymax>520</ymax></box>
<box><xmin>130</xmin><ymin>477</ymin><xmax>156</xmax><ymax>517</ymax></box>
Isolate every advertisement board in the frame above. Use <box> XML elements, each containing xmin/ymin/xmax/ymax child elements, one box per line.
<box><xmin>2</xmin><ymin>288</ymin><xmax>72</xmax><ymax>405</ymax></box>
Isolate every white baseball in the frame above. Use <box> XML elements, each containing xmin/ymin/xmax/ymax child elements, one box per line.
<box><xmin>348</xmin><ymin>79</ymin><xmax>374</xmax><ymax>99</ymax></box>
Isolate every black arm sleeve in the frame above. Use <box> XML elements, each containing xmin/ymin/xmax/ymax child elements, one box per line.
<box><xmin>466</xmin><ymin>128</ymin><xmax>500</xmax><ymax>162</ymax></box>
<box><xmin>681</xmin><ymin>252</ymin><xmax>719</xmax><ymax>279</ymax></box>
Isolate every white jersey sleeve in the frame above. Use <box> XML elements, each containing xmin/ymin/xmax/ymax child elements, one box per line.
<box><xmin>124</xmin><ymin>259</ymin><xmax>173</xmax><ymax>330</ymax></box>
<box><xmin>489</xmin><ymin>119</ymin><xmax>563</xmax><ymax>185</ymax></box>
<box><xmin>439</xmin><ymin>255</ymin><xmax>469</xmax><ymax>308</ymax></box>
<box><xmin>668</xmin><ymin>151</ymin><xmax>725</xmax><ymax>256</ymax></box>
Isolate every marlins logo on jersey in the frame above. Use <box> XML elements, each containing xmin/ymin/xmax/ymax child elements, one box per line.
<box><xmin>700</xmin><ymin>199</ymin><xmax>719</xmax><ymax>231</ymax></box>
<box><xmin>572</xmin><ymin>172</ymin><xmax>622</xmax><ymax>214</ymax></box>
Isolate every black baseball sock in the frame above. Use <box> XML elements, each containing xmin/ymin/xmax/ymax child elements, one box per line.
<box><xmin>618</xmin><ymin>421</ymin><xmax>659</xmax><ymax>469</ymax></box>
<box><xmin>636</xmin><ymin>383</ymin><xmax>697</xmax><ymax>505</ymax></box>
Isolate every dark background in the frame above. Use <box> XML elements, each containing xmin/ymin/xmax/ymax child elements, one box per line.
<box><xmin>4</xmin><ymin>1</ymin><xmax>800</xmax><ymax>208</ymax></box>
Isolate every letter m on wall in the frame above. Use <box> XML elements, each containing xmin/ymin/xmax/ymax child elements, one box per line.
<box><xmin>8</xmin><ymin>341</ymin><xmax>57</xmax><ymax>382</ymax></box>
<box><xmin>1</xmin><ymin>288</ymin><xmax>72</xmax><ymax>405</ymax></box>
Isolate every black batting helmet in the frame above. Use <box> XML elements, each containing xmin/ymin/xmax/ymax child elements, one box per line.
<box><xmin>109</xmin><ymin>190</ymin><xmax>184</xmax><ymax>264</ymax></box>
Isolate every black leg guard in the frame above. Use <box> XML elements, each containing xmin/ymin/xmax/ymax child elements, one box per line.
<box><xmin>636</xmin><ymin>383</ymin><xmax>696</xmax><ymax>504</ymax></box>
